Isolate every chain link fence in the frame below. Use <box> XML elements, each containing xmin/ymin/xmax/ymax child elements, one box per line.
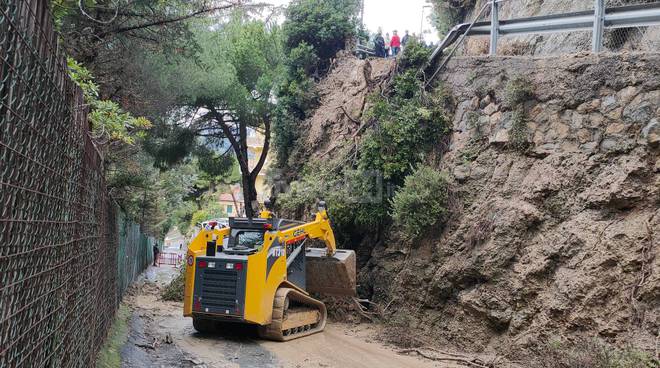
<box><xmin>0</xmin><ymin>0</ymin><xmax>156</xmax><ymax>366</ymax></box>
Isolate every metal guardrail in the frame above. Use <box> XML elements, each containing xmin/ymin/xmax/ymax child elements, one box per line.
<box><xmin>427</xmin><ymin>0</ymin><xmax>660</xmax><ymax>82</ymax></box>
<box><xmin>355</xmin><ymin>43</ymin><xmax>376</xmax><ymax>59</ymax></box>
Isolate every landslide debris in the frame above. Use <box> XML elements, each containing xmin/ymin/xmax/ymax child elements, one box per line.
<box><xmin>284</xmin><ymin>50</ymin><xmax>659</xmax><ymax>363</ymax></box>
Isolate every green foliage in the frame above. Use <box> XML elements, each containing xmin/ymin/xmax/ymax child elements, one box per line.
<box><xmin>277</xmin><ymin>155</ymin><xmax>387</xmax><ymax>233</ymax></box>
<box><xmin>278</xmin><ymin>56</ymin><xmax>452</xmax><ymax>239</ymax></box>
<box><xmin>428</xmin><ymin>0</ymin><xmax>477</xmax><ymax>37</ymax></box>
<box><xmin>67</xmin><ymin>58</ymin><xmax>152</xmax><ymax>144</ymax></box>
<box><xmin>273</xmin><ymin>0</ymin><xmax>359</xmax><ymax>167</ymax></box>
<box><xmin>195</xmin><ymin>147</ymin><xmax>235</xmax><ymax>178</ymax></box>
<box><xmin>391</xmin><ymin>165</ymin><xmax>450</xmax><ymax>237</ymax></box>
<box><xmin>533</xmin><ymin>339</ymin><xmax>658</xmax><ymax>368</ymax></box>
<box><xmin>161</xmin><ymin>266</ymin><xmax>186</xmax><ymax>301</ymax></box>
<box><xmin>397</xmin><ymin>39</ymin><xmax>432</xmax><ymax>70</ymax></box>
<box><xmin>360</xmin><ymin>70</ymin><xmax>449</xmax><ymax>184</ymax></box>
<box><xmin>287</xmin><ymin>42</ymin><xmax>320</xmax><ymax>77</ymax></box>
<box><xmin>172</xmin><ymin>201</ymin><xmax>197</xmax><ymax>235</ymax></box>
<box><xmin>283</xmin><ymin>0</ymin><xmax>359</xmax><ymax>61</ymax></box>
<box><xmin>190</xmin><ymin>202</ymin><xmax>227</xmax><ymax>228</ymax></box>
<box><xmin>503</xmin><ymin>75</ymin><xmax>533</xmax><ymax>108</ymax></box>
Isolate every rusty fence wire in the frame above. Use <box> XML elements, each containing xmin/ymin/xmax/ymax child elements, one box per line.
<box><xmin>0</xmin><ymin>0</ymin><xmax>156</xmax><ymax>367</ymax></box>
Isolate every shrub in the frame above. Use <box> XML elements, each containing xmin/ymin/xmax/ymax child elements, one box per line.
<box><xmin>161</xmin><ymin>266</ymin><xmax>185</xmax><ymax>301</ymax></box>
<box><xmin>360</xmin><ymin>71</ymin><xmax>450</xmax><ymax>185</ymax></box>
<box><xmin>398</xmin><ymin>39</ymin><xmax>432</xmax><ymax>70</ymax></box>
<box><xmin>391</xmin><ymin>165</ymin><xmax>450</xmax><ymax>237</ymax></box>
<box><xmin>282</xmin><ymin>0</ymin><xmax>359</xmax><ymax>62</ymax></box>
<box><xmin>287</xmin><ymin>42</ymin><xmax>320</xmax><ymax>77</ymax></box>
<box><xmin>277</xmin><ymin>156</ymin><xmax>389</xmax><ymax>235</ymax></box>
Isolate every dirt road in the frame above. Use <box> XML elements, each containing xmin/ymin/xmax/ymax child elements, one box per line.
<box><xmin>119</xmin><ymin>266</ymin><xmax>480</xmax><ymax>368</ymax></box>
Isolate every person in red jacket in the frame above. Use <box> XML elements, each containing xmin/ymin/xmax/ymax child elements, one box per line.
<box><xmin>390</xmin><ymin>30</ymin><xmax>401</xmax><ymax>56</ymax></box>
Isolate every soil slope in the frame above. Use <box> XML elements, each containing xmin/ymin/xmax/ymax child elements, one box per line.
<box><xmin>290</xmin><ymin>52</ymin><xmax>659</xmax><ymax>360</ymax></box>
<box><xmin>361</xmin><ymin>53</ymin><xmax>659</xmax><ymax>358</ymax></box>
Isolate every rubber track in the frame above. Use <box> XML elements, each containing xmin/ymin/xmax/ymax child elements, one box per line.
<box><xmin>258</xmin><ymin>287</ymin><xmax>327</xmax><ymax>341</ymax></box>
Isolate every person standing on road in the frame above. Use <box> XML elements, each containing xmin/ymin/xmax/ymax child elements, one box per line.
<box><xmin>390</xmin><ymin>30</ymin><xmax>401</xmax><ymax>56</ymax></box>
<box><xmin>152</xmin><ymin>244</ymin><xmax>160</xmax><ymax>267</ymax></box>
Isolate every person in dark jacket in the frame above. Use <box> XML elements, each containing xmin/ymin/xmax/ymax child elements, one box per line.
<box><xmin>374</xmin><ymin>31</ymin><xmax>386</xmax><ymax>58</ymax></box>
<box><xmin>401</xmin><ymin>30</ymin><xmax>410</xmax><ymax>48</ymax></box>
<box><xmin>152</xmin><ymin>244</ymin><xmax>160</xmax><ymax>266</ymax></box>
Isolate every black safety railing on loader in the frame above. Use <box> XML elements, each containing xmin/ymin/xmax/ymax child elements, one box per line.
<box><xmin>0</xmin><ymin>0</ymin><xmax>157</xmax><ymax>366</ymax></box>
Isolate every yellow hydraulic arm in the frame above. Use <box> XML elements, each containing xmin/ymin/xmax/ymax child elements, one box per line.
<box><xmin>260</xmin><ymin>202</ymin><xmax>336</xmax><ymax>256</ymax></box>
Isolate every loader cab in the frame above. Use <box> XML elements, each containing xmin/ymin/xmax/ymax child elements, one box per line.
<box><xmin>223</xmin><ymin>217</ymin><xmax>271</xmax><ymax>255</ymax></box>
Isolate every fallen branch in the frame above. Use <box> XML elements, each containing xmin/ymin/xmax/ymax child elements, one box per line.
<box><xmin>135</xmin><ymin>342</ymin><xmax>155</xmax><ymax>350</ymax></box>
<box><xmin>398</xmin><ymin>349</ymin><xmax>491</xmax><ymax>368</ymax></box>
<box><xmin>351</xmin><ymin>297</ymin><xmax>377</xmax><ymax>322</ymax></box>
<box><xmin>339</xmin><ymin>105</ymin><xmax>360</xmax><ymax>124</ymax></box>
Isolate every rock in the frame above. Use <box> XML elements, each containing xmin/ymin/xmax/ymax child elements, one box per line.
<box><xmin>623</xmin><ymin>93</ymin><xmax>655</xmax><ymax>124</ymax></box>
<box><xmin>548</xmin><ymin>120</ymin><xmax>570</xmax><ymax>139</ymax></box>
<box><xmin>579</xmin><ymin>155</ymin><xmax>647</xmax><ymax>208</ymax></box>
<box><xmin>577</xmin><ymin>99</ymin><xmax>600</xmax><ymax>114</ymax></box>
<box><xmin>616</xmin><ymin>86</ymin><xmax>638</xmax><ymax>104</ymax></box>
<box><xmin>483</xmin><ymin>103</ymin><xmax>498</xmax><ymax>116</ymax></box>
<box><xmin>577</xmin><ymin>128</ymin><xmax>592</xmax><ymax>144</ymax></box>
<box><xmin>641</xmin><ymin>118</ymin><xmax>659</xmax><ymax>146</ymax></box>
<box><xmin>453</xmin><ymin>165</ymin><xmax>471</xmax><ymax>182</ymax></box>
<box><xmin>480</xmin><ymin>95</ymin><xmax>492</xmax><ymax>108</ymax></box>
<box><xmin>580</xmin><ymin>141</ymin><xmax>599</xmax><ymax>153</ymax></box>
<box><xmin>605</xmin><ymin>122</ymin><xmax>625</xmax><ymax>135</ymax></box>
<box><xmin>588</xmin><ymin>112</ymin><xmax>605</xmax><ymax>128</ymax></box>
<box><xmin>605</xmin><ymin>107</ymin><xmax>623</xmax><ymax>120</ymax></box>
<box><xmin>600</xmin><ymin>138</ymin><xmax>620</xmax><ymax>152</ymax></box>
<box><xmin>470</xmin><ymin>96</ymin><xmax>480</xmax><ymax>110</ymax></box>
<box><xmin>490</xmin><ymin>128</ymin><xmax>509</xmax><ymax>144</ymax></box>
<box><xmin>601</xmin><ymin>95</ymin><xmax>617</xmax><ymax>111</ymax></box>
<box><xmin>570</xmin><ymin>111</ymin><xmax>585</xmax><ymax>129</ymax></box>
<box><xmin>489</xmin><ymin>111</ymin><xmax>502</xmax><ymax>127</ymax></box>
<box><xmin>529</xmin><ymin>104</ymin><xmax>544</xmax><ymax>120</ymax></box>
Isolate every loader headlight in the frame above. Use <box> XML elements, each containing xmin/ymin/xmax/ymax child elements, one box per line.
<box><xmin>187</xmin><ymin>256</ymin><xmax>194</xmax><ymax>266</ymax></box>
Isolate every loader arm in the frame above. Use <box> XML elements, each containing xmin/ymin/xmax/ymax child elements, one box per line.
<box><xmin>275</xmin><ymin>209</ymin><xmax>336</xmax><ymax>256</ymax></box>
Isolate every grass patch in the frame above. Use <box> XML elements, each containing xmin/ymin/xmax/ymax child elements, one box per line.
<box><xmin>503</xmin><ymin>75</ymin><xmax>533</xmax><ymax>109</ymax></box>
<box><xmin>96</xmin><ymin>303</ymin><xmax>131</xmax><ymax>368</ymax></box>
<box><xmin>509</xmin><ymin>108</ymin><xmax>530</xmax><ymax>152</ymax></box>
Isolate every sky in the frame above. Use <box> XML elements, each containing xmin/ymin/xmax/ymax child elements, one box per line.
<box><xmin>264</xmin><ymin>0</ymin><xmax>440</xmax><ymax>43</ymax></box>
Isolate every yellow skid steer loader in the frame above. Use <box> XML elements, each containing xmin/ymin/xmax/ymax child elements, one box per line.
<box><xmin>183</xmin><ymin>201</ymin><xmax>356</xmax><ymax>341</ymax></box>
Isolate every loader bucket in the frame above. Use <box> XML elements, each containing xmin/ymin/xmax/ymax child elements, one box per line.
<box><xmin>305</xmin><ymin>248</ymin><xmax>357</xmax><ymax>296</ymax></box>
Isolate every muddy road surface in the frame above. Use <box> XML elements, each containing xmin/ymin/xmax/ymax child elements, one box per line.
<box><xmin>119</xmin><ymin>266</ymin><xmax>486</xmax><ymax>368</ymax></box>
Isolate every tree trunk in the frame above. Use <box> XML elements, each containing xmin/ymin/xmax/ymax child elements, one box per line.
<box><xmin>241</xmin><ymin>173</ymin><xmax>258</xmax><ymax>218</ymax></box>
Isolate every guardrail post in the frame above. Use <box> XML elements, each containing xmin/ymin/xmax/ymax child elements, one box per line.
<box><xmin>489</xmin><ymin>0</ymin><xmax>499</xmax><ymax>55</ymax></box>
<box><xmin>592</xmin><ymin>0</ymin><xmax>605</xmax><ymax>52</ymax></box>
